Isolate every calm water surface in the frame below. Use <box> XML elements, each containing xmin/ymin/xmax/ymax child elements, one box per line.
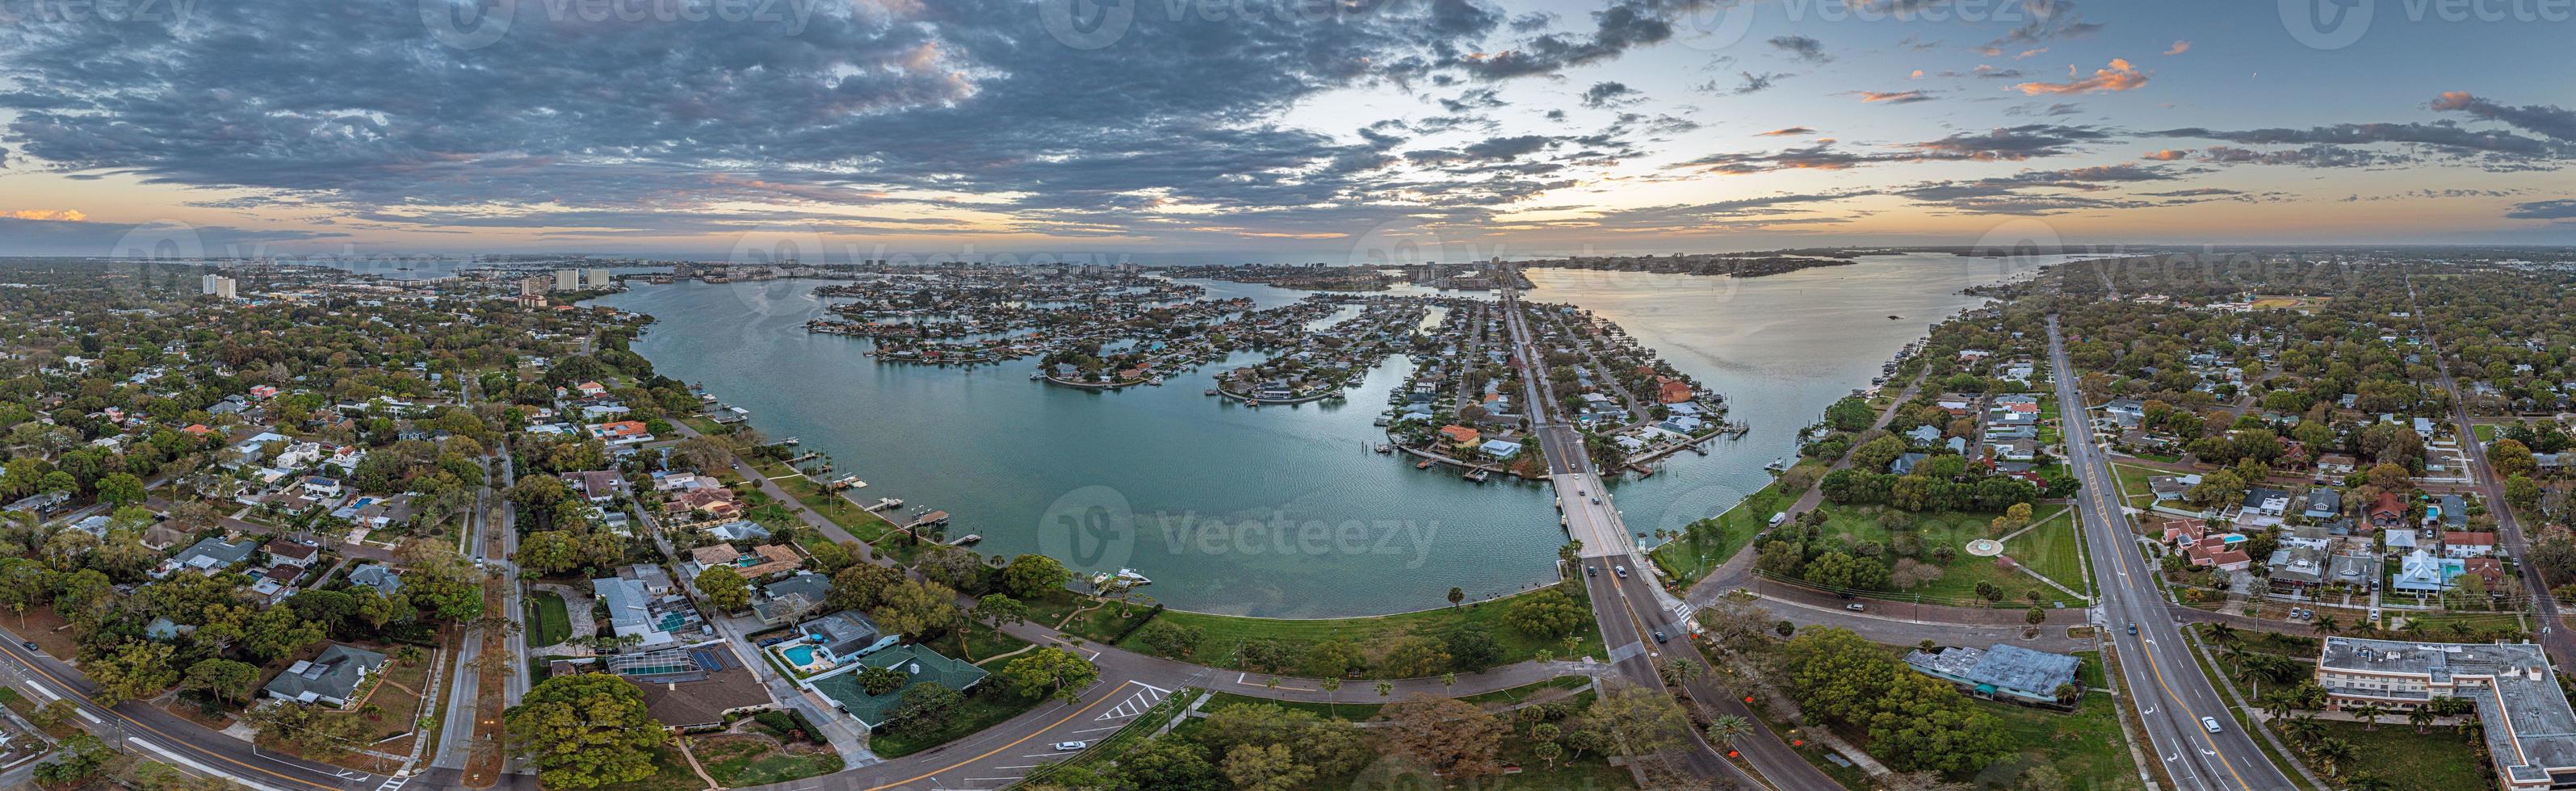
<box><xmin>590</xmin><ymin>253</ymin><xmax>2060</xmax><ymax>616</ymax></box>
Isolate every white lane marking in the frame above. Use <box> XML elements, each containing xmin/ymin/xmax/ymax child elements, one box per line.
<box><xmin>1068</xmin><ymin>725</ymin><xmax>1123</xmax><ymax>734</ymax></box>
<box><xmin>24</xmin><ymin>681</ymin><xmax>59</xmax><ymax>702</ymax></box>
<box><xmin>77</xmin><ymin>708</ymin><xmax>102</xmax><ymax>725</ymax></box>
<box><xmin>128</xmin><ymin>739</ymin><xmax>293</xmax><ymax>791</ymax></box>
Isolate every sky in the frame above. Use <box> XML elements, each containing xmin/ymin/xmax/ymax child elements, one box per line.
<box><xmin>1</xmin><ymin>0</ymin><xmax>2573</xmax><ymax>263</ymax></box>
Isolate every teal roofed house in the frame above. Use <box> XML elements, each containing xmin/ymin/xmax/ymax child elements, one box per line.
<box><xmin>804</xmin><ymin>644</ymin><xmax>988</xmax><ymax>730</ymax></box>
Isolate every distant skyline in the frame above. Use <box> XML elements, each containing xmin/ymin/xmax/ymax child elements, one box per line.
<box><xmin>2</xmin><ymin>0</ymin><xmax>2574</xmax><ymax>261</ymax></box>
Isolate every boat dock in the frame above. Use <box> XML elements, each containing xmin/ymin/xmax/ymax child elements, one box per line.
<box><xmin>824</xmin><ymin>475</ymin><xmax>866</xmax><ymax>491</ymax></box>
<box><xmin>945</xmin><ymin>534</ymin><xmax>982</xmax><ymax>546</ymax></box>
<box><xmin>905</xmin><ymin>510</ymin><xmax>950</xmax><ymax>529</ymax></box>
<box><xmin>864</xmin><ymin>498</ymin><xmax>903</xmax><ymax>512</ymax></box>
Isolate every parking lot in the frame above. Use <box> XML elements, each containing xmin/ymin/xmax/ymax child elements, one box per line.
<box><xmin>839</xmin><ymin>680</ymin><xmax>1174</xmax><ymax>791</ymax></box>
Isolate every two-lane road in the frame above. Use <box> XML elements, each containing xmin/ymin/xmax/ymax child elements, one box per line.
<box><xmin>2047</xmin><ymin>315</ymin><xmax>2297</xmax><ymax>791</ymax></box>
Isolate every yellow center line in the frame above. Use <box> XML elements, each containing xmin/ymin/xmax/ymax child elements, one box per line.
<box><xmin>5</xmin><ymin>647</ymin><xmax>342</xmax><ymax>790</ymax></box>
<box><xmin>866</xmin><ymin>680</ymin><xmax>1139</xmax><ymax>791</ymax></box>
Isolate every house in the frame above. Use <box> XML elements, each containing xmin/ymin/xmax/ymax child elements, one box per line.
<box><xmin>1906</xmin><ymin>425</ymin><xmax>1943</xmax><ymax>446</ymax></box>
<box><xmin>302</xmin><ymin>476</ymin><xmax>343</xmax><ymax>499</ymax></box>
<box><xmin>2444</xmin><ymin>532</ymin><xmax>2499</xmax><ymax>559</ymax></box>
<box><xmin>595</xmin><ymin>576</ymin><xmax>678</xmax><ymax>648</ymax></box>
<box><xmin>2244</xmin><ymin>488</ymin><xmax>2293</xmax><ymax>517</ymax></box>
<box><xmin>1890</xmin><ymin>452</ymin><xmax>1929</xmax><ymax>475</ymax></box>
<box><xmin>1656</xmin><ymin>378</ymin><xmax>1693</xmax><ymax>404</ymax></box>
<box><xmin>2314</xmin><ymin>637</ymin><xmax>2576</xmax><ymax>790</ymax></box>
<box><xmin>2187</xmin><ymin>542</ymin><xmax>2252</xmax><ymax>571</ymax></box>
<box><xmin>265</xmin><ymin>539</ymin><xmax>321</xmax><ymax>568</ymax></box>
<box><xmin>2385</xmin><ymin>530</ymin><xmax>2419</xmax><ymax>553</ymax></box>
<box><xmin>563</xmin><ymin>471</ymin><xmax>625</xmax><ymax>503</ymax></box>
<box><xmin>2317</xmin><ymin>454</ymin><xmax>2358</xmax><ymax>475</ymax></box>
<box><xmin>575</xmin><ymin>380</ymin><xmax>609</xmax><ymax>399</ymax></box>
<box><xmin>263</xmin><ymin>644</ymin><xmax>388</xmax><ymax>707</ymax></box>
<box><xmin>2157</xmin><ymin>517</ymin><xmax>2208</xmax><ymax>546</ymax></box>
<box><xmin>2433</xmin><ymin>494</ymin><xmax>2469</xmax><ymax>529</ymax></box>
<box><xmin>158</xmin><ymin>538</ymin><xmax>258</xmax><ymax>577</ymax></box>
<box><xmin>1478</xmin><ymin>439</ymin><xmax>1522</xmax><ymax>458</ymax></box>
<box><xmin>2268</xmin><ymin>546</ymin><xmax>2327</xmax><ymax>588</ymax></box>
<box><xmin>1437</xmin><ymin>425</ymin><xmax>1481</xmax><ymax>448</ymax></box>
<box><xmin>2464</xmin><ymin>556</ymin><xmax>2506</xmax><ymax>589</ymax></box>
<box><xmin>2149</xmin><ymin>474</ymin><xmax>2202</xmax><ymax>501</ymax></box>
<box><xmin>706</xmin><ymin>521</ymin><xmax>770</xmax><ymax>542</ymax></box>
<box><xmin>1902</xmin><ymin>644</ymin><xmax>2081</xmax><ymax>706</ymax></box>
<box><xmin>796</xmin><ymin>610</ymin><xmax>900</xmax><ymax>659</ymax></box>
<box><xmin>2390</xmin><ymin>549</ymin><xmax>2462</xmax><ymax>592</ymax></box>
<box><xmin>348</xmin><ymin>563</ymin><xmax>403</xmax><ymax>594</ymax></box>
<box><xmin>753</xmin><ymin>572</ymin><xmax>835</xmax><ymax>625</ymax></box>
<box><xmin>2368</xmin><ymin>492</ymin><xmax>2409</xmax><ymax>528</ymax></box>
<box><xmin>808</xmin><ymin>644</ymin><xmax>988</xmax><ymax>730</ymax></box>
<box><xmin>2302</xmin><ymin>488</ymin><xmax>2343</xmax><ymax>520</ymax></box>
<box><xmin>588</xmin><ymin>421</ymin><xmax>656</xmax><ymax>446</ymax></box>
<box><xmin>627</xmin><ymin>663</ymin><xmax>774</xmax><ymax>730</ymax></box>
<box><xmin>2100</xmin><ymin>398</ymin><xmax>2146</xmax><ymax>426</ymax></box>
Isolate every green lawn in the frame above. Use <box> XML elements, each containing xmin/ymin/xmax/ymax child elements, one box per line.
<box><xmin>1123</xmin><ymin>589</ymin><xmax>1607</xmax><ymax>676</ymax></box>
<box><xmin>1650</xmin><ymin>464</ymin><xmax>1819</xmax><ymax>586</ymax></box>
<box><xmin>1024</xmin><ymin>592</ymin><xmax>1159</xmax><ymax>645</ymax></box>
<box><xmin>1971</xmin><ymin>692</ymin><xmax>2142</xmax><ymax>790</ymax></box>
<box><xmin>2473</xmin><ymin>424</ymin><xmax>2498</xmax><ymax>442</ymax></box>
<box><xmin>2002</xmin><ymin>508</ymin><xmax>2092</xmax><ymax>598</ymax></box>
<box><xmin>1201</xmin><ymin>676</ymin><xmax>1592</xmax><ymax>722</ymax></box>
<box><xmin>527</xmin><ymin>592</ymin><xmax>572</xmax><ymax>647</ymax></box>
<box><xmin>1810</xmin><ymin>504</ymin><xmax>2078</xmax><ymax>608</ymax></box>
<box><xmin>592</xmin><ymin>745</ymin><xmax>708</xmax><ymax>791</ymax></box>
<box><xmin>867</xmin><ymin>685</ymin><xmax>1049</xmax><ymax>758</ymax></box>
<box><xmin>2299</xmin><ymin>719</ymin><xmax>2489</xmax><ymax>790</ymax></box>
<box><xmin>692</xmin><ymin>735</ymin><xmax>843</xmax><ymax>787</ymax></box>
<box><xmin>2112</xmin><ymin>462</ymin><xmax>2163</xmax><ymax>508</ymax></box>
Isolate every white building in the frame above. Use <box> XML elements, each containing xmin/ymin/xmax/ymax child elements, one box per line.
<box><xmin>554</xmin><ymin>269</ymin><xmax>581</xmax><ymax>291</ymax></box>
<box><xmin>201</xmin><ymin>274</ymin><xmax>237</xmax><ymax>299</ymax></box>
<box><xmin>585</xmin><ymin>268</ymin><xmax>612</xmax><ymax>288</ymax></box>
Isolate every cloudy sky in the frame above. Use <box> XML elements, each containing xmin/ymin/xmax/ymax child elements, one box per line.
<box><xmin>2</xmin><ymin>0</ymin><xmax>2572</xmax><ymax>262</ymax></box>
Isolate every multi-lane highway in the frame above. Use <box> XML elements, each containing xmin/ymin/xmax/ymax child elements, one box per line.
<box><xmin>2047</xmin><ymin>315</ymin><xmax>2296</xmax><ymax>791</ymax></box>
<box><xmin>1499</xmin><ymin>279</ymin><xmax>1842</xmax><ymax>790</ymax></box>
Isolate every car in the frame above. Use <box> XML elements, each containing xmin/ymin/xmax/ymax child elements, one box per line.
<box><xmin>1613</xmin><ymin>565</ymin><xmax>1628</xmax><ymax>579</ymax></box>
<box><xmin>2201</xmin><ymin>717</ymin><xmax>2223</xmax><ymax>734</ymax></box>
<box><xmin>1053</xmin><ymin>741</ymin><xmax>1089</xmax><ymax>751</ymax></box>
<box><xmin>1585</xmin><ymin>565</ymin><xmax>1596</xmax><ymax>577</ymax></box>
<box><xmin>2126</xmin><ymin>622</ymin><xmax>2138</xmax><ymax>635</ymax></box>
<box><xmin>2368</xmin><ymin>607</ymin><xmax>2381</xmax><ymax>621</ymax></box>
<box><xmin>1651</xmin><ymin>630</ymin><xmax>1668</xmax><ymax>643</ymax></box>
<box><xmin>1589</xmin><ymin>496</ymin><xmax>1601</xmax><ymax>504</ymax></box>
<box><xmin>1845</xmin><ymin>603</ymin><xmax>1866</xmax><ymax>612</ymax></box>
<box><xmin>19</xmin><ymin>641</ymin><xmax>36</xmax><ymax>652</ymax></box>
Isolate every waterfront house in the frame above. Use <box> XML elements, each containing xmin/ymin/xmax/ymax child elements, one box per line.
<box><xmin>706</xmin><ymin>521</ymin><xmax>770</xmax><ymax>542</ymax></box>
<box><xmin>1655</xmin><ymin>378</ymin><xmax>1693</xmax><ymax>404</ymax></box>
<box><xmin>1479</xmin><ymin>439</ymin><xmax>1523</xmax><ymax>458</ymax></box>
<box><xmin>1437</xmin><ymin>425</ymin><xmax>1481</xmax><ymax>449</ymax></box>
<box><xmin>263</xmin><ymin>644</ymin><xmax>388</xmax><ymax>707</ymax></box>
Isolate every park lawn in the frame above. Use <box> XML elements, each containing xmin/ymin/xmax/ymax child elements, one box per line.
<box><xmin>1125</xmin><ymin>589</ymin><xmax>1608</xmax><ymax>676</ymax></box>
<box><xmin>2002</xmin><ymin>508</ymin><xmax>2092</xmax><ymax>598</ymax></box>
<box><xmin>527</xmin><ymin>592</ymin><xmax>572</xmax><ymax>647</ymax></box>
<box><xmin>593</xmin><ymin>744</ymin><xmax>707</xmax><ymax>791</ymax></box>
<box><xmin>2304</xmin><ymin>719</ymin><xmax>2489</xmax><ymax>790</ymax></box>
<box><xmin>690</xmin><ymin>734</ymin><xmax>842</xmax><ymax>787</ymax></box>
<box><xmin>1971</xmin><ymin>693</ymin><xmax>2142</xmax><ymax>790</ymax></box>
<box><xmin>1649</xmin><ymin>465</ymin><xmax>1818</xmax><ymax>586</ymax></box>
<box><xmin>939</xmin><ymin>622</ymin><xmax>1035</xmax><ymax>665</ymax></box>
<box><xmin>1812</xmin><ymin>506</ymin><xmax>2072</xmax><ymax>608</ymax></box>
<box><xmin>2473</xmin><ymin>423</ymin><xmax>2498</xmax><ymax>442</ymax></box>
<box><xmin>1023</xmin><ymin>592</ymin><xmax>1158</xmax><ymax>645</ymax></box>
<box><xmin>868</xmin><ymin>685</ymin><xmax>1049</xmax><ymax>758</ymax></box>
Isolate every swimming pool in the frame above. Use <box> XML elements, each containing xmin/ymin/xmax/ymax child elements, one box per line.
<box><xmin>782</xmin><ymin>645</ymin><xmax>819</xmax><ymax>667</ymax></box>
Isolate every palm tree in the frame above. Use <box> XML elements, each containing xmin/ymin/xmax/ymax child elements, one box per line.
<box><xmin>1375</xmin><ymin>680</ymin><xmax>1393</xmax><ymax>698</ymax></box>
<box><xmin>2345</xmin><ymin>772</ymin><xmax>2393</xmax><ymax>791</ymax></box>
<box><xmin>2284</xmin><ymin>715</ymin><xmax>2323</xmax><ymax>747</ymax></box>
<box><xmin>2053</xmin><ymin>683</ymin><xmax>2080</xmax><ymax>706</ymax></box>
<box><xmin>2314</xmin><ymin>737</ymin><xmax>2356</xmax><ymax>779</ymax></box>
<box><xmin>2446</xmin><ymin>621</ymin><xmax>2473</xmax><ymax>639</ymax></box>
<box><xmin>2352</xmin><ymin>702</ymin><xmax>2385</xmax><ymax>731</ymax></box>
<box><xmin>2314</xmin><ymin>615</ymin><xmax>2342</xmax><ymax>635</ymax></box>
<box><xmin>1319</xmin><ymin>678</ymin><xmax>1340</xmax><ymax>718</ymax></box>
<box><xmin>1706</xmin><ymin>714</ymin><xmax>1753</xmax><ymax>745</ymax></box>
<box><xmin>2207</xmin><ymin>622</ymin><xmax>2238</xmax><ymax>644</ymax></box>
<box><xmin>2407</xmin><ymin>705</ymin><xmax>2434</xmax><ymax>734</ymax></box>
<box><xmin>2259</xmin><ymin>693</ymin><xmax>2293</xmax><ymax>722</ymax></box>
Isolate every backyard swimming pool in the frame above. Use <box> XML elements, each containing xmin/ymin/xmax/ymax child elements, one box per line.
<box><xmin>782</xmin><ymin>645</ymin><xmax>820</xmax><ymax>668</ymax></box>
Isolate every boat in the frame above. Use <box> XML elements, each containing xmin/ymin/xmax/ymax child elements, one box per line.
<box><xmin>1030</xmin><ymin>370</ymin><xmax>1045</xmax><ymax>380</ymax></box>
<box><xmin>1374</xmin><ymin>443</ymin><xmax>1393</xmax><ymax>454</ymax></box>
<box><xmin>1764</xmin><ymin>457</ymin><xmax>1790</xmax><ymax>472</ymax></box>
<box><xmin>1149</xmin><ymin>375</ymin><xmax>1164</xmax><ymax>385</ymax></box>
<box><xmin>1463</xmin><ymin>469</ymin><xmax>1490</xmax><ymax>483</ymax></box>
<box><xmin>1888</xmin><ymin>315</ymin><xmax>1901</xmax><ymax>320</ymax></box>
<box><xmin>1203</xmin><ymin>388</ymin><xmax>1219</xmax><ymax>396</ymax></box>
<box><xmin>1416</xmin><ymin>459</ymin><xmax>1434</xmax><ymax>470</ymax></box>
<box><xmin>1372</xmin><ymin>417</ymin><xmax>1391</xmax><ymax>427</ymax></box>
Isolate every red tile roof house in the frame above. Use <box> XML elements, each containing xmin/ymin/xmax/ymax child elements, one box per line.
<box><xmin>2368</xmin><ymin>492</ymin><xmax>2408</xmax><ymax>528</ymax></box>
<box><xmin>2186</xmin><ymin>542</ymin><xmax>2251</xmax><ymax>571</ymax></box>
<box><xmin>1655</xmin><ymin>378</ymin><xmax>1693</xmax><ymax>404</ymax></box>
<box><xmin>2157</xmin><ymin>517</ymin><xmax>2208</xmax><ymax>547</ymax></box>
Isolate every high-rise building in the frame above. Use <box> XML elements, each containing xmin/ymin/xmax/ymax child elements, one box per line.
<box><xmin>521</xmin><ymin>275</ymin><xmax>552</xmax><ymax>296</ymax></box>
<box><xmin>201</xmin><ymin>274</ymin><xmax>237</xmax><ymax>299</ymax></box>
<box><xmin>554</xmin><ymin>269</ymin><xmax>580</xmax><ymax>291</ymax></box>
<box><xmin>585</xmin><ymin>268</ymin><xmax>611</xmax><ymax>288</ymax></box>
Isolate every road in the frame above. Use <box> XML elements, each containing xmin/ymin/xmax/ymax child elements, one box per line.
<box><xmin>2047</xmin><ymin>314</ymin><xmax>2295</xmax><ymax>791</ymax></box>
<box><xmin>2405</xmin><ymin>275</ymin><xmax>2576</xmax><ymax>665</ymax></box>
<box><xmin>0</xmin><ymin>637</ymin><xmax>383</xmax><ymax>791</ymax></box>
<box><xmin>1498</xmin><ymin>278</ymin><xmax>1841</xmax><ymax>790</ymax></box>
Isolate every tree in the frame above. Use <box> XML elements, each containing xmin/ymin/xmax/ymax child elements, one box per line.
<box><xmin>858</xmin><ymin>665</ymin><xmax>908</xmax><ymax>697</ymax></box>
<box><xmin>888</xmin><ymin>681</ymin><xmax>966</xmax><ymax>731</ymax></box>
<box><xmin>243</xmin><ymin>607</ymin><xmax>326</xmax><ymax>662</ymax></box>
<box><xmin>89</xmin><ymin>641</ymin><xmax>179</xmax><ymax>705</ymax></box>
<box><xmin>1133</xmin><ymin>619</ymin><xmax>1202</xmax><ymax>657</ymax></box>
<box><xmin>1446</xmin><ymin>587</ymin><xmax>1465</xmax><ymax>609</ymax></box>
<box><xmin>33</xmin><ymin>733</ymin><xmax>111</xmax><ymax>785</ymax></box>
<box><xmin>1378</xmin><ymin>694</ymin><xmax>1508</xmax><ymax>779</ymax></box>
<box><xmin>870</xmin><ymin>578</ymin><xmax>962</xmax><ymax>638</ymax></box>
<box><xmin>828</xmin><ymin>562</ymin><xmax>905</xmax><ymax>613</ymax></box>
<box><xmin>1221</xmin><ymin>743</ymin><xmax>1314</xmax><ymax>791</ymax></box>
<box><xmin>1001</xmin><ymin>647</ymin><xmax>1099</xmax><ymax>704</ymax></box>
<box><xmin>1575</xmin><ymin>684</ymin><xmax>1692</xmax><ymax>758</ymax></box>
<box><xmin>1504</xmin><ymin>587</ymin><xmax>1588</xmax><ymax>638</ymax></box>
<box><xmin>694</xmin><ymin>564</ymin><xmax>750</xmax><ymax>612</ymax></box>
<box><xmin>95</xmin><ymin>472</ymin><xmax>146</xmax><ymax>508</ymax></box>
<box><xmin>518</xmin><ymin>530</ymin><xmax>588</xmax><ymax>575</ymax></box>
<box><xmin>1304</xmin><ymin>640</ymin><xmax>1366</xmax><ymax>680</ymax></box>
<box><xmin>245</xmin><ymin>701</ymin><xmax>375</xmax><ymax>760</ymax></box>
<box><xmin>1443</xmin><ymin>625</ymin><xmax>1504</xmax><ymax>672</ymax></box>
<box><xmin>31</xmin><ymin>698</ymin><xmax>75</xmax><ymax>728</ymax></box>
<box><xmin>973</xmin><ymin>593</ymin><xmax>1028</xmax><ymax>630</ymax></box>
<box><xmin>1706</xmin><ymin>714</ymin><xmax>1753</xmax><ymax>745</ymax></box>
<box><xmin>506</xmin><ymin>673</ymin><xmax>669</xmax><ymax>789</ymax></box>
<box><xmin>1378</xmin><ymin>634</ymin><xmax>1451</xmax><ymax>678</ymax></box>
<box><xmin>1001</xmin><ymin>554</ymin><xmax>1070</xmax><ymax>598</ymax></box>
<box><xmin>183</xmin><ymin>658</ymin><xmax>262</xmax><ymax>705</ymax></box>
